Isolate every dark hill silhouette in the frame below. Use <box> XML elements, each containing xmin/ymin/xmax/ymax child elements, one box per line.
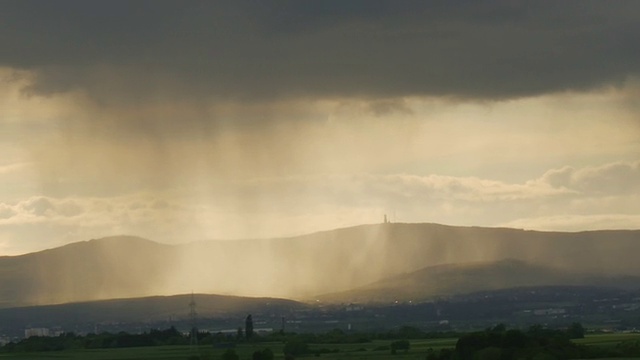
<box><xmin>0</xmin><ymin>236</ymin><xmax>176</xmax><ymax>308</ymax></box>
<box><xmin>318</xmin><ymin>259</ymin><xmax>640</xmax><ymax>303</ymax></box>
<box><xmin>0</xmin><ymin>293</ymin><xmax>303</xmax><ymax>331</ymax></box>
<box><xmin>176</xmin><ymin>223</ymin><xmax>640</xmax><ymax>300</ymax></box>
<box><xmin>1</xmin><ymin>223</ymin><xmax>639</xmax><ymax>307</ymax></box>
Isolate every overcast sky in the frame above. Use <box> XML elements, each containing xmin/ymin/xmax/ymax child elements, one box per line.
<box><xmin>1</xmin><ymin>1</ymin><xmax>639</xmax><ymax>255</ymax></box>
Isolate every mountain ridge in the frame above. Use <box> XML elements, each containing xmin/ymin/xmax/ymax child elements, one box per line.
<box><xmin>317</xmin><ymin>258</ymin><xmax>640</xmax><ymax>303</ymax></box>
<box><xmin>0</xmin><ymin>292</ymin><xmax>304</xmax><ymax>336</ymax></box>
<box><xmin>1</xmin><ymin>223</ymin><xmax>639</xmax><ymax>308</ymax></box>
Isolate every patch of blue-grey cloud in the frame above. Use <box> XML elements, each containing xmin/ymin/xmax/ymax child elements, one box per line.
<box><xmin>1</xmin><ymin>1</ymin><xmax>639</xmax><ymax>107</ymax></box>
<box><xmin>1</xmin><ymin>2</ymin><xmax>639</xmax><ymax>253</ymax></box>
<box><xmin>2</xmin><ymin>160</ymin><xmax>640</xmax><ymax>254</ymax></box>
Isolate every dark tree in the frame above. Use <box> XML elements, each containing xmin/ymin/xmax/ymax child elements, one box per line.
<box><xmin>456</xmin><ymin>332</ymin><xmax>489</xmax><ymax>360</ymax></box>
<box><xmin>502</xmin><ymin>329</ymin><xmax>527</xmax><ymax>348</ymax></box>
<box><xmin>246</xmin><ymin>314</ymin><xmax>254</xmax><ymax>340</ymax></box>
<box><xmin>283</xmin><ymin>339</ymin><xmax>310</xmax><ymax>358</ymax></box>
<box><xmin>567</xmin><ymin>322</ymin><xmax>585</xmax><ymax>339</ymax></box>
<box><xmin>390</xmin><ymin>339</ymin><xmax>410</xmax><ymax>354</ymax></box>
<box><xmin>253</xmin><ymin>348</ymin><xmax>274</xmax><ymax>360</ymax></box>
<box><xmin>221</xmin><ymin>349</ymin><xmax>239</xmax><ymax>360</ymax></box>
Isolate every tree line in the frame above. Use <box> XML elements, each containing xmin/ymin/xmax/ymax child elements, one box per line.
<box><xmin>5</xmin><ymin>321</ymin><xmax>640</xmax><ymax>360</ymax></box>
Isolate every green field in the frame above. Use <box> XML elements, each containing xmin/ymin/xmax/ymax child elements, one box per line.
<box><xmin>574</xmin><ymin>333</ymin><xmax>640</xmax><ymax>347</ymax></box>
<box><xmin>4</xmin><ymin>333</ymin><xmax>640</xmax><ymax>360</ymax></box>
<box><xmin>0</xmin><ymin>338</ymin><xmax>457</xmax><ymax>360</ymax></box>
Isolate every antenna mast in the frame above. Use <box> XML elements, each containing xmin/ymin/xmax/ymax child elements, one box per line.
<box><xmin>189</xmin><ymin>292</ymin><xmax>198</xmax><ymax>346</ymax></box>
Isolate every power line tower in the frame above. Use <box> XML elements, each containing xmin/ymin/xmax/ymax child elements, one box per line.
<box><xmin>189</xmin><ymin>292</ymin><xmax>198</xmax><ymax>346</ymax></box>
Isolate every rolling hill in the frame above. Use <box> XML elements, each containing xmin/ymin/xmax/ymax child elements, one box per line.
<box><xmin>1</xmin><ymin>223</ymin><xmax>640</xmax><ymax>307</ymax></box>
<box><xmin>0</xmin><ymin>236</ymin><xmax>176</xmax><ymax>308</ymax></box>
<box><xmin>0</xmin><ymin>293</ymin><xmax>302</xmax><ymax>330</ymax></box>
<box><xmin>318</xmin><ymin>259</ymin><xmax>640</xmax><ymax>303</ymax></box>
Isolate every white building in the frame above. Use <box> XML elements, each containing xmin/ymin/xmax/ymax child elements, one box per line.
<box><xmin>25</xmin><ymin>328</ymin><xmax>50</xmax><ymax>338</ymax></box>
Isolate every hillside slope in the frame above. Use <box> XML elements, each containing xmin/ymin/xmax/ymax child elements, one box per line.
<box><xmin>0</xmin><ymin>293</ymin><xmax>303</xmax><ymax>336</ymax></box>
<box><xmin>318</xmin><ymin>259</ymin><xmax>640</xmax><ymax>303</ymax></box>
<box><xmin>0</xmin><ymin>236</ymin><xmax>176</xmax><ymax>308</ymax></box>
<box><xmin>174</xmin><ymin>223</ymin><xmax>640</xmax><ymax>299</ymax></box>
<box><xmin>1</xmin><ymin>223</ymin><xmax>640</xmax><ymax>307</ymax></box>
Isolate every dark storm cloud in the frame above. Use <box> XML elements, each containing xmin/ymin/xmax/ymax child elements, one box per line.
<box><xmin>2</xmin><ymin>0</ymin><xmax>639</xmax><ymax>102</ymax></box>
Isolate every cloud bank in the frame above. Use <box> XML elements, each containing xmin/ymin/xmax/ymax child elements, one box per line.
<box><xmin>2</xmin><ymin>1</ymin><xmax>639</xmax><ymax>106</ymax></box>
<box><xmin>1</xmin><ymin>2</ymin><xmax>639</xmax><ymax>255</ymax></box>
<box><xmin>2</xmin><ymin>161</ymin><xmax>639</xmax><ymax>254</ymax></box>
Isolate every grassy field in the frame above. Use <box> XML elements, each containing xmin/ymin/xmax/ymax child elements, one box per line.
<box><xmin>1</xmin><ymin>345</ymin><xmax>202</xmax><ymax>360</ymax></box>
<box><xmin>4</xmin><ymin>333</ymin><xmax>640</xmax><ymax>360</ymax></box>
<box><xmin>574</xmin><ymin>333</ymin><xmax>640</xmax><ymax>347</ymax></box>
<box><xmin>0</xmin><ymin>338</ymin><xmax>457</xmax><ymax>360</ymax></box>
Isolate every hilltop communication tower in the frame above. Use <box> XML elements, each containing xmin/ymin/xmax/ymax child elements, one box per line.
<box><xmin>189</xmin><ymin>293</ymin><xmax>198</xmax><ymax>346</ymax></box>
<box><xmin>384</xmin><ymin>214</ymin><xmax>392</xmax><ymax>224</ymax></box>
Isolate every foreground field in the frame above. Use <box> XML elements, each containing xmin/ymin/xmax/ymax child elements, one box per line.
<box><xmin>574</xmin><ymin>333</ymin><xmax>640</xmax><ymax>347</ymax></box>
<box><xmin>0</xmin><ymin>338</ymin><xmax>457</xmax><ymax>360</ymax></box>
<box><xmin>5</xmin><ymin>333</ymin><xmax>640</xmax><ymax>360</ymax></box>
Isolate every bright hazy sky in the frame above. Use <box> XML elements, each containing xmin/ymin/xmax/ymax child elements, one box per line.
<box><xmin>1</xmin><ymin>1</ymin><xmax>639</xmax><ymax>255</ymax></box>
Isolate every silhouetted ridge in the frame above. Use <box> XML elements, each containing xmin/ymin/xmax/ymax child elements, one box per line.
<box><xmin>0</xmin><ymin>293</ymin><xmax>303</xmax><ymax>329</ymax></box>
<box><xmin>319</xmin><ymin>258</ymin><xmax>640</xmax><ymax>303</ymax></box>
<box><xmin>0</xmin><ymin>236</ymin><xmax>176</xmax><ymax>308</ymax></box>
<box><xmin>1</xmin><ymin>223</ymin><xmax>640</xmax><ymax>307</ymax></box>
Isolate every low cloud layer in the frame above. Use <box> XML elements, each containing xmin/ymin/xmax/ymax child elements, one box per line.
<box><xmin>539</xmin><ymin>161</ymin><xmax>640</xmax><ymax>195</ymax></box>
<box><xmin>2</xmin><ymin>161</ymin><xmax>639</xmax><ymax>255</ymax></box>
<box><xmin>1</xmin><ymin>2</ymin><xmax>639</xmax><ymax>256</ymax></box>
